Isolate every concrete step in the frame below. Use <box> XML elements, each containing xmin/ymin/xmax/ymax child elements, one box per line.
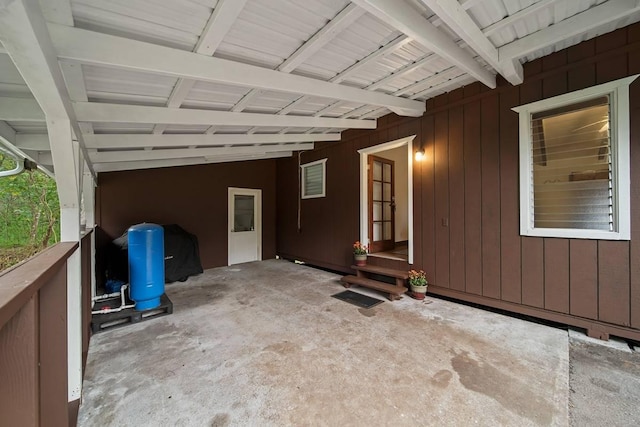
<box><xmin>351</xmin><ymin>264</ymin><xmax>409</xmax><ymax>280</ymax></box>
<box><xmin>341</xmin><ymin>275</ymin><xmax>407</xmax><ymax>300</ymax></box>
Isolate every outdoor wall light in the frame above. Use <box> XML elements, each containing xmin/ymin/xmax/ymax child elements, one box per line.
<box><xmin>415</xmin><ymin>148</ymin><xmax>425</xmax><ymax>161</ymax></box>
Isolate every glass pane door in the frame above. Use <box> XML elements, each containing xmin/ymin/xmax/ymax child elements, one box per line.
<box><xmin>233</xmin><ymin>195</ymin><xmax>255</xmax><ymax>232</ymax></box>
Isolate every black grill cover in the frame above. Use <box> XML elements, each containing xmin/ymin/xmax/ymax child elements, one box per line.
<box><xmin>105</xmin><ymin>224</ymin><xmax>203</xmax><ymax>284</ymax></box>
<box><xmin>163</xmin><ymin>224</ymin><xmax>203</xmax><ymax>283</ymax></box>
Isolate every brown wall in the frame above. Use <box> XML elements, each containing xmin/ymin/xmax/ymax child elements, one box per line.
<box><xmin>276</xmin><ymin>25</ymin><xmax>640</xmax><ymax>339</ymax></box>
<box><xmin>97</xmin><ymin>159</ymin><xmax>277</xmax><ymax>269</ymax></box>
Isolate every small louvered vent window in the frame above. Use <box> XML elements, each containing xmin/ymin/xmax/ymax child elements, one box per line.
<box><xmin>513</xmin><ymin>76</ymin><xmax>636</xmax><ymax>240</ymax></box>
<box><xmin>301</xmin><ymin>158</ymin><xmax>326</xmax><ymax>199</ymax></box>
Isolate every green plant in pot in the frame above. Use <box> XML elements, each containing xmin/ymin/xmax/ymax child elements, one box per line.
<box><xmin>353</xmin><ymin>241</ymin><xmax>368</xmax><ymax>266</ymax></box>
<box><xmin>408</xmin><ymin>269</ymin><xmax>428</xmax><ymax>300</ymax></box>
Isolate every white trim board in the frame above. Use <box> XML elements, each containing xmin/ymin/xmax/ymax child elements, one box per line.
<box><xmin>358</xmin><ymin>135</ymin><xmax>416</xmax><ymax>264</ymax></box>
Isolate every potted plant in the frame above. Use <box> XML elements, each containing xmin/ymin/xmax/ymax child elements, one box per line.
<box><xmin>353</xmin><ymin>241</ymin><xmax>368</xmax><ymax>266</ymax></box>
<box><xmin>408</xmin><ymin>269</ymin><xmax>428</xmax><ymax>300</ymax></box>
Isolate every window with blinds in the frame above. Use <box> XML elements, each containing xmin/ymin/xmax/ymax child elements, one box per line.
<box><xmin>531</xmin><ymin>97</ymin><xmax>612</xmax><ymax>231</ymax></box>
<box><xmin>513</xmin><ymin>75</ymin><xmax>635</xmax><ymax>240</ymax></box>
<box><xmin>301</xmin><ymin>158</ymin><xmax>327</xmax><ymax>199</ymax></box>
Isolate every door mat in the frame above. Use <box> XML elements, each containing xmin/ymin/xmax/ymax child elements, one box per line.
<box><xmin>331</xmin><ymin>290</ymin><xmax>384</xmax><ymax>309</ymax></box>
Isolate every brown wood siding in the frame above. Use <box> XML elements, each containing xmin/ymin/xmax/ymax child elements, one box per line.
<box><xmin>499</xmin><ymin>88</ymin><xmax>521</xmax><ymax>304</ymax></box>
<box><xmin>463</xmin><ymin>100</ymin><xmax>482</xmax><ymax>296</ymax></box>
<box><xmin>276</xmin><ymin>24</ymin><xmax>640</xmax><ymax>340</ymax></box>
<box><xmin>96</xmin><ymin>160</ymin><xmax>277</xmax><ymax>270</ymax></box>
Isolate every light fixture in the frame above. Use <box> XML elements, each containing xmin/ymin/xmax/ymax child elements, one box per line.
<box><xmin>415</xmin><ymin>148</ymin><xmax>425</xmax><ymax>161</ymax></box>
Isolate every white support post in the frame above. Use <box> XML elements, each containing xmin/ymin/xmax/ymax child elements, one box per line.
<box><xmin>48</xmin><ymin>118</ymin><xmax>82</xmax><ymax>401</ymax></box>
<box><xmin>82</xmin><ymin>161</ymin><xmax>96</xmax><ymax>304</ymax></box>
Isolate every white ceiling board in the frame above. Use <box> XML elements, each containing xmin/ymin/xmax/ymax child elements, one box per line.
<box><xmin>5</xmin><ymin>121</ymin><xmax>48</xmax><ymax>134</ymax></box>
<box><xmin>92</xmin><ymin>122</ymin><xmax>154</xmax><ymax>133</ymax></box>
<box><xmin>71</xmin><ymin>0</ymin><xmax>215</xmax><ymax>51</ymax></box>
<box><xmin>82</xmin><ymin>64</ymin><xmax>178</xmax><ymax>102</ymax></box>
<box><xmin>0</xmin><ymin>0</ymin><xmax>632</xmax><ymax>177</ymax></box>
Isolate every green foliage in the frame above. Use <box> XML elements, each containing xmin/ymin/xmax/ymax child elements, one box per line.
<box><xmin>0</xmin><ymin>152</ymin><xmax>60</xmax><ymax>250</ymax></box>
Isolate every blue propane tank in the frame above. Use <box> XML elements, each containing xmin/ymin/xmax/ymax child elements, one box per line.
<box><xmin>128</xmin><ymin>223</ymin><xmax>165</xmax><ymax>311</ymax></box>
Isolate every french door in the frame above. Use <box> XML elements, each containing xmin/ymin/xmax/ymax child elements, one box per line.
<box><xmin>368</xmin><ymin>155</ymin><xmax>395</xmax><ymax>253</ymax></box>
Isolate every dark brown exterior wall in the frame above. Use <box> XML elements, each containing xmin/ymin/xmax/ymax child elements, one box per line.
<box><xmin>96</xmin><ymin>159</ymin><xmax>277</xmax><ymax>269</ymax></box>
<box><xmin>277</xmin><ymin>24</ymin><xmax>640</xmax><ymax>340</ymax></box>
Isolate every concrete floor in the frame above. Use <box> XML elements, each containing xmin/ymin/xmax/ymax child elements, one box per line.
<box><xmin>77</xmin><ymin>259</ymin><xmax>633</xmax><ymax>426</ymax></box>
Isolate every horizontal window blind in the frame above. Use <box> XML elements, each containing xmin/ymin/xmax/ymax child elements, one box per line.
<box><xmin>303</xmin><ymin>163</ymin><xmax>324</xmax><ymax>197</ymax></box>
<box><xmin>530</xmin><ymin>96</ymin><xmax>613</xmax><ymax>231</ymax></box>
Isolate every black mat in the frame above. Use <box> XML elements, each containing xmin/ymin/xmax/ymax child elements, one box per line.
<box><xmin>331</xmin><ymin>290</ymin><xmax>384</xmax><ymax>309</ymax></box>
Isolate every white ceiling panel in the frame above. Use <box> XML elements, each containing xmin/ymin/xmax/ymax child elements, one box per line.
<box><xmin>1</xmin><ymin>0</ymin><xmax>638</xmax><ymax>173</ymax></box>
<box><xmin>71</xmin><ymin>0</ymin><xmax>215</xmax><ymax>50</ymax></box>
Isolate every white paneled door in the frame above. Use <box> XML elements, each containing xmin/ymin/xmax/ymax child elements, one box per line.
<box><xmin>228</xmin><ymin>187</ymin><xmax>262</xmax><ymax>265</ymax></box>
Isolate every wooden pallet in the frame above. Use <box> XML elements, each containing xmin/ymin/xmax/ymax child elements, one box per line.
<box><xmin>342</xmin><ymin>264</ymin><xmax>408</xmax><ymax>301</ymax></box>
<box><xmin>91</xmin><ymin>293</ymin><xmax>173</xmax><ymax>333</ymax></box>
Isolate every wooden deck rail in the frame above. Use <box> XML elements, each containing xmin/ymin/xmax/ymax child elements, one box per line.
<box><xmin>0</xmin><ymin>242</ymin><xmax>79</xmax><ymax>426</ymax></box>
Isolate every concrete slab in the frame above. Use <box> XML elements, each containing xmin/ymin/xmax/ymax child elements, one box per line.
<box><xmin>568</xmin><ymin>328</ymin><xmax>632</xmax><ymax>353</ymax></box>
<box><xmin>78</xmin><ymin>260</ymin><xmax>569</xmax><ymax>426</ymax></box>
<box><xmin>569</xmin><ymin>336</ymin><xmax>640</xmax><ymax>426</ymax></box>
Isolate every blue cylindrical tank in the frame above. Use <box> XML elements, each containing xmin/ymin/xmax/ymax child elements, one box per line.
<box><xmin>128</xmin><ymin>223</ymin><xmax>165</xmax><ymax>311</ymax></box>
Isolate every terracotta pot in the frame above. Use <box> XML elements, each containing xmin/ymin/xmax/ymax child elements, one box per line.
<box><xmin>410</xmin><ymin>284</ymin><xmax>427</xmax><ymax>300</ymax></box>
<box><xmin>354</xmin><ymin>254</ymin><xmax>367</xmax><ymax>266</ymax></box>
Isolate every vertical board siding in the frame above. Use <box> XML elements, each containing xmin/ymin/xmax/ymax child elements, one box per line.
<box><xmin>544</xmin><ymin>239</ymin><xmax>570</xmax><ymax>314</ymax></box>
<box><xmin>421</xmin><ymin>115</ymin><xmax>436</xmax><ymax>279</ymax></box>
<box><xmin>463</xmin><ymin>101</ymin><xmax>483</xmax><ymax>295</ymax></box>
<box><xmin>518</xmin><ymin>77</ymin><xmax>545</xmax><ymax>309</ymax></box>
<box><xmin>598</xmin><ymin>241</ymin><xmax>631</xmax><ymax>326</ymax></box>
<box><xmin>39</xmin><ymin>267</ymin><xmax>69</xmax><ymax>427</ymax></box>
<box><xmin>569</xmin><ymin>240</ymin><xmax>598</xmax><ymax>319</ymax></box>
<box><xmin>272</xmin><ymin>25</ymin><xmax>640</xmax><ymax>337</ymax></box>
<box><xmin>406</xmin><ymin>119</ymin><xmax>424</xmax><ymax>271</ymax></box>
<box><xmin>521</xmin><ymin>237</ymin><xmax>545</xmax><ymax>308</ymax></box>
<box><xmin>0</xmin><ymin>297</ymin><xmax>38</xmax><ymax>426</ymax></box>
<box><xmin>98</xmin><ymin>160</ymin><xmax>278</xmax><ymax>270</ymax></box>
<box><xmin>480</xmin><ymin>95</ymin><xmax>501</xmax><ymax>299</ymax></box>
<box><xmin>434</xmin><ymin>111</ymin><xmax>450</xmax><ymax>288</ymax></box>
<box><xmin>499</xmin><ymin>88</ymin><xmax>521</xmax><ymax>303</ymax></box>
<box><xmin>449</xmin><ymin>105</ymin><xmax>465</xmax><ymax>291</ymax></box>
<box><xmin>629</xmin><ymin>43</ymin><xmax>640</xmax><ymax>328</ymax></box>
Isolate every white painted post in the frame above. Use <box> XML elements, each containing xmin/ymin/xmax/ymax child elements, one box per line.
<box><xmin>48</xmin><ymin>119</ymin><xmax>83</xmax><ymax>402</ymax></box>
<box><xmin>82</xmin><ymin>162</ymin><xmax>97</xmax><ymax>304</ymax></box>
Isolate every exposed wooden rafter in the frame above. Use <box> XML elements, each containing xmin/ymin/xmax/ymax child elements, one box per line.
<box><xmin>153</xmin><ymin>0</ymin><xmax>249</xmax><ymax>134</ymax></box>
<box><xmin>499</xmin><ymin>0</ymin><xmax>640</xmax><ymax>64</ymax></box>
<box><xmin>48</xmin><ymin>24</ymin><xmax>425</xmax><ymax>117</ymax></box>
<box><xmin>89</xmin><ymin>142</ymin><xmax>311</xmax><ymax>163</ymax></box>
<box><xmin>418</xmin><ymin>0</ymin><xmax>523</xmax><ymax>85</ymax></box>
<box><xmin>0</xmin><ymin>0</ymin><xmax>94</xmax><ymax>180</ymax></box>
<box><xmin>73</xmin><ymin>102</ymin><xmax>377</xmax><ymax>129</ymax></box>
<box><xmin>231</xmin><ymin>3</ymin><xmax>366</xmax><ymax>113</ymax></box>
<box><xmin>93</xmin><ymin>151</ymin><xmax>294</xmax><ymax>173</ymax></box>
<box><xmin>81</xmin><ymin>133</ymin><xmax>340</xmax><ymax>149</ymax></box>
<box><xmin>351</xmin><ymin>0</ymin><xmax>496</xmax><ymax>88</ymax></box>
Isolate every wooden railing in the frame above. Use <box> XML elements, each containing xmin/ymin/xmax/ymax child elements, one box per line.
<box><xmin>81</xmin><ymin>232</ymin><xmax>92</xmax><ymax>370</ymax></box>
<box><xmin>0</xmin><ymin>241</ymin><xmax>82</xmax><ymax>426</ymax></box>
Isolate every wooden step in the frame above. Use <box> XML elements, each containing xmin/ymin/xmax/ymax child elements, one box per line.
<box><xmin>351</xmin><ymin>264</ymin><xmax>409</xmax><ymax>280</ymax></box>
<box><xmin>341</xmin><ymin>275</ymin><xmax>407</xmax><ymax>301</ymax></box>
<box><xmin>365</xmin><ymin>256</ymin><xmax>410</xmax><ymax>271</ymax></box>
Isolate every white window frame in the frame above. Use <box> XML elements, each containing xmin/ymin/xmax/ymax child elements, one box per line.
<box><xmin>301</xmin><ymin>158</ymin><xmax>327</xmax><ymax>199</ymax></box>
<box><xmin>513</xmin><ymin>75</ymin><xmax>638</xmax><ymax>240</ymax></box>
